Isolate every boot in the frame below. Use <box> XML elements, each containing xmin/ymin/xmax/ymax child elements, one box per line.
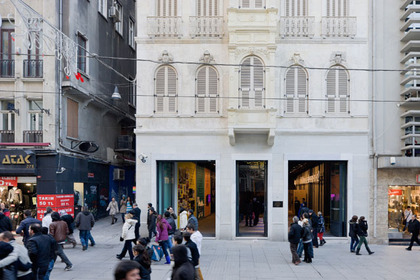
<box><xmin>164</xmin><ymin>255</ymin><xmax>171</xmax><ymax>264</ymax></box>
<box><xmin>367</xmin><ymin>247</ymin><xmax>374</xmax><ymax>255</ymax></box>
<box><xmin>356</xmin><ymin>248</ymin><xmax>361</xmax><ymax>255</ymax></box>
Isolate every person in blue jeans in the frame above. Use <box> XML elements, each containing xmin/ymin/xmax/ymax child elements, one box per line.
<box><xmin>349</xmin><ymin>215</ymin><xmax>359</xmax><ymax>253</ymax></box>
<box><xmin>75</xmin><ymin>206</ymin><xmax>95</xmax><ymax>251</ymax></box>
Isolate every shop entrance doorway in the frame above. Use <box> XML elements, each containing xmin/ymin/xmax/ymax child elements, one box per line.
<box><xmin>156</xmin><ymin>161</ymin><xmax>216</xmax><ymax>237</ymax></box>
<box><xmin>236</xmin><ymin>161</ymin><xmax>267</xmax><ymax>237</ymax></box>
<box><xmin>288</xmin><ymin>161</ymin><xmax>347</xmax><ymax>237</ymax></box>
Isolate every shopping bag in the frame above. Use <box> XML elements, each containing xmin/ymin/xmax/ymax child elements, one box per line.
<box><xmin>151</xmin><ymin>244</ymin><xmax>164</xmax><ymax>261</ymax></box>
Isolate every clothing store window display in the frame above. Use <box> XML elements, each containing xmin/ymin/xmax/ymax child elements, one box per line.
<box><xmin>0</xmin><ymin>186</ymin><xmax>8</xmax><ymax>204</ymax></box>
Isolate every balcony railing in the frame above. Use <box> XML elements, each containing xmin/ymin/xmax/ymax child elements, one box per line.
<box><xmin>279</xmin><ymin>17</ymin><xmax>315</xmax><ymax>38</ymax></box>
<box><xmin>23</xmin><ymin>59</ymin><xmax>43</xmax><ymax>78</ymax></box>
<box><xmin>321</xmin><ymin>17</ymin><xmax>357</xmax><ymax>38</ymax></box>
<box><xmin>0</xmin><ymin>60</ymin><xmax>15</xmax><ymax>78</ymax></box>
<box><xmin>189</xmin><ymin>16</ymin><xmax>224</xmax><ymax>38</ymax></box>
<box><xmin>147</xmin><ymin>16</ymin><xmax>182</xmax><ymax>38</ymax></box>
<box><xmin>0</xmin><ymin>130</ymin><xmax>14</xmax><ymax>142</ymax></box>
<box><xmin>23</xmin><ymin>130</ymin><xmax>43</xmax><ymax>142</ymax></box>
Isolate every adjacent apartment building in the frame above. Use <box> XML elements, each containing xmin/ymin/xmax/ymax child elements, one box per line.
<box><xmin>136</xmin><ymin>0</ymin><xmax>373</xmax><ymax>241</ymax></box>
<box><xmin>0</xmin><ymin>0</ymin><xmax>136</xmax><ymax>221</ymax></box>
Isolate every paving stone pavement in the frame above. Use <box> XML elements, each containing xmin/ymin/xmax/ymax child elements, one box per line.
<box><xmin>48</xmin><ymin>217</ymin><xmax>420</xmax><ymax>280</ymax></box>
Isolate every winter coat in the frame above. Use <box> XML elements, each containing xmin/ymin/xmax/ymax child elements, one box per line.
<box><xmin>148</xmin><ymin>213</ymin><xmax>157</xmax><ymax>231</ymax></box>
<box><xmin>179</xmin><ymin>211</ymin><xmax>188</xmax><ymax>229</ymax></box>
<box><xmin>408</xmin><ymin>219</ymin><xmax>420</xmax><ymax>235</ymax></box>
<box><xmin>75</xmin><ymin>211</ymin><xmax>95</xmax><ymax>231</ymax></box>
<box><xmin>49</xmin><ymin>220</ymin><xmax>69</xmax><ymax>243</ymax></box>
<box><xmin>185</xmin><ymin>240</ymin><xmax>200</xmax><ymax>266</ymax></box>
<box><xmin>167</xmin><ymin>216</ymin><xmax>177</xmax><ymax>235</ymax></box>
<box><xmin>288</xmin><ymin>222</ymin><xmax>302</xmax><ymax>244</ymax></box>
<box><xmin>302</xmin><ymin>225</ymin><xmax>313</xmax><ymax>243</ymax></box>
<box><xmin>0</xmin><ymin>212</ymin><xmax>12</xmax><ymax>233</ymax></box>
<box><xmin>120</xmin><ymin>199</ymin><xmax>127</xmax><ymax>213</ymax></box>
<box><xmin>156</xmin><ymin>218</ymin><xmax>172</xmax><ymax>242</ymax></box>
<box><xmin>16</xmin><ymin>217</ymin><xmax>41</xmax><ymax>244</ymax></box>
<box><xmin>318</xmin><ymin>215</ymin><xmax>325</xmax><ymax>233</ymax></box>
<box><xmin>130</xmin><ymin>207</ymin><xmax>141</xmax><ymax>222</ymax></box>
<box><xmin>134</xmin><ymin>255</ymin><xmax>151</xmax><ymax>280</ymax></box>
<box><xmin>27</xmin><ymin>232</ymin><xmax>55</xmax><ymax>269</ymax></box>
<box><xmin>187</xmin><ymin>214</ymin><xmax>199</xmax><ymax>231</ymax></box>
<box><xmin>310</xmin><ymin>213</ymin><xmax>319</xmax><ymax>229</ymax></box>
<box><xmin>357</xmin><ymin>220</ymin><xmax>368</xmax><ymax>237</ymax></box>
<box><xmin>0</xmin><ymin>240</ymin><xmax>32</xmax><ymax>278</ymax></box>
<box><xmin>171</xmin><ymin>245</ymin><xmax>195</xmax><ymax>280</ymax></box>
<box><xmin>107</xmin><ymin>200</ymin><xmax>119</xmax><ymax>215</ymax></box>
<box><xmin>122</xmin><ymin>218</ymin><xmax>137</xmax><ymax>240</ymax></box>
<box><xmin>349</xmin><ymin>220</ymin><xmax>358</xmax><ymax>238</ymax></box>
<box><xmin>61</xmin><ymin>214</ymin><xmax>75</xmax><ymax>234</ymax></box>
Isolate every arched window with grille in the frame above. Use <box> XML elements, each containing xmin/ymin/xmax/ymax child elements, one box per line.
<box><xmin>196</xmin><ymin>66</ymin><xmax>219</xmax><ymax>114</ymax></box>
<box><xmin>284</xmin><ymin>65</ymin><xmax>308</xmax><ymax>114</ymax></box>
<box><xmin>239</xmin><ymin>56</ymin><xmax>265</xmax><ymax>109</ymax></box>
<box><xmin>325</xmin><ymin>65</ymin><xmax>349</xmax><ymax>114</ymax></box>
<box><xmin>154</xmin><ymin>65</ymin><xmax>177</xmax><ymax>114</ymax></box>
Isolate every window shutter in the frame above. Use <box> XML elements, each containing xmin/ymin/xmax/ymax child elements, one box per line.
<box><xmin>326</xmin><ymin>0</ymin><xmax>331</xmax><ymax>17</ymax></box>
<box><xmin>338</xmin><ymin>68</ymin><xmax>348</xmax><ymax>113</ymax></box>
<box><xmin>208</xmin><ymin>67</ymin><xmax>218</xmax><ymax>113</ymax></box>
<box><xmin>240</xmin><ymin>57</ymin><xmax>251</xmax><ymax>108</ymax></box>
<box><xmin>196</xmin><ymin>67</ymin><xmax>206</xmax><ymax>113</ymax></box>
<box><xmin>253</xmin><ymin>58</ymin><xmax>264</xmax><ymax>108</ymax></box>
<box><xmin>285</xmin><ymin>0</ymin><xmax>290</xmax><ymax>16</ymax></box>
<box><xmin>302</xmin><ymin>0</ymin><xmax>307</xmax><ymax>16</ymax></box>
<box><xmin>297</xmin><ymin>67</ymin><xmax>307</xmax><ymax>113</ymax></box>
<box><xmin>155</xmin><ymin>67</ymin><xmax>165</xmax><ymax>112</ymax></box>
<box><xmin>343</xmin><ymin>0</ymin><xmax>348</xmax><ymax>16</ymax></box>
<box><xmin>326</xmin><ymin>68</ymin><xmax>336</xmax><ymax>113</ymax></box>
<box><xmin>214</xmin><ymin>0</ymin><xmax>218</xmax><ymax>16</ymax></box>
<box><xmin>242</xmin><ymin>0</ymin><xmax>250</xmax><ymax>8</ymax></box>
<box><xmin>255</xmin><ymin>0</ymin><xmax>263</xmax><ymax>8</ymax></box>
<box><xmin>167</xmin><ymin>67</ymin><xmax>177</xmax><ymax>112</ymax></box>
<box><xmin>285</xmin><ymin>68</ymin><xmax>295</xmax><ymax>113</ymax></box>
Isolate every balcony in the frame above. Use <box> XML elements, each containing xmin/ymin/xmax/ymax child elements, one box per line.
<box><xmin>189</xmin><ymin>16</ymin><xmax>224</xmax><ymax>38</ymax></box>
<box><xmin>0</xmin><ymin>130</ymin><xmax>14</xmax><ymax>142</ymax></box>
<box><xmin>0</xmin><ymin>60</ymin><xmax>14</xmax><ymax>78</ymax></box>
<box><xmin>23</xmin><ymin>59</ymin><xmax>43</xmax><ymax>78</ymax></box>
<box><xmin>23</xmin><ymin>130</ymin><xmax>43</xmax><ymax>142</ymax></box>
<box><xmin>279</xmin><ymin>17</ymin><xmax>315</xmax><ymax>38</ymax></box>
<box><xmin>147</xmin><ymin>16</ymin><xmax>182</xmax><ymax>38</ymax></box>
<box><xmin>321</xmin><ymin>17</ymin><xmax>356</xmax><ymax>38</ymax></box>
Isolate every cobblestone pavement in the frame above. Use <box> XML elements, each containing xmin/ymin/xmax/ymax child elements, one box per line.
<box><xmin>48</xmin><ymin>217</ymin><xmax>420</xmax><ymax>280</ymax></box>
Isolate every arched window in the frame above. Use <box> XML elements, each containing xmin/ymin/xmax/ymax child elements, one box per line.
<box><xmin>239</xmin><ymin>56</ymin><xmax>264</xmax><ymax>108</ymax></box>
<box><xmin>285</xmin><ymin>66</ymin><xmax>308</xmax><ymax>114</ymax></box>
<box><xmin>196</xmin><ymin>66</ymin><xmax>219</xmax><ymax>114</ymax></box>
<box><xmin>326</xmin><ymin>66</ymin><xmax>349</xmax><ymax>114</ymax></box>
<box><xmin>155</xmin><ymin>65</ymin><xmax>177</xmax><ymax>114</ymax></box>
<box><xmin>285</xmin><ymin>0</ymin><xmax>308</xmax><ymax>16</ymax></box>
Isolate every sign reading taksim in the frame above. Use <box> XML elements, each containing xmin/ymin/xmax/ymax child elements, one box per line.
<box><xmin>37</xmin><ymin>194</ymin><xmax>75</xmax><ymax>219</ymax></box>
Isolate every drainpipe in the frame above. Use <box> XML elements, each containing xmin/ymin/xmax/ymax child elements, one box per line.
<box><xmin>57</xmin><ymin>0</ymin><xmax>63</xmax><ymax>151</ymax></box>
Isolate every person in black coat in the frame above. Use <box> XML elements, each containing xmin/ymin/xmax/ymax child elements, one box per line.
<box><xmin>171</xmin><ymin>245</ymin><xmax>195</xmax><ymax>280</ymax></box>
<box><xmin>27</xmin><ymin>223</ymin><xmax>56</xmax><ymax>280</ymax></box>
<box><xmin>355</xmin><ymin>216</ymin><xmax>374</xmax><ymax>255</ymax></box>
<box><xmin>406</xmin><ymin>214</ymin><xmax>420</xmax><ymax>251</ymax></box>
<box><xmin>288</xmin><ymin>216</ymin><xmax>302</xmax><ymax>265</ymax></box>
<box><xmin>165</xmin><ymin>211</ymin><xmax>177</xmax><ymax>249</ymax></box>
<box><xmin>147</xmin><ymin>208</ymin><xmax>157</xmax><ymax>239</ymax></box>
<box><xmin>183</xmin><ymin>232</ymin><xmax>199</xmax><ymax>267</ymax></box>
<box><xmin>60</xmin><ymin>210</ymin><xmax>77</xmax><ymax>247</ymax></box>
<box><xmin>309</xmin><ymin>210</ymin><xmax>319</xmax><ymax>248</ymax></box>
<box><xmin>302</xmin><ymin>219</ymin><xmax>313</xmax><ymax>263</ymax></box>
<box><xmin>16</xmin><ymin>210</ymin><xmax>42</xmax><ymax>246</ymax></box>
<box><xmin>133</xmin><ymin>244</ymin><xmax>151</xmax><ymax>280</ymax></box>
<box><xmin>130</xmin><ymin>204</ymin><xmax>141</xmax><ymax>242</ymax></box>
<box><xmin>349</xmin><ymin>215</ymin><xmax>359</xmax><ymax>252</ymax></box>
<box><xmin>0</xmin><ymin>211</ymin><xmax>12</xmax><ymax>233</ymax></box>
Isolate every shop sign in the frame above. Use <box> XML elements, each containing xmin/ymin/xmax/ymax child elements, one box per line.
<box><xmin>0</xmin><ymin>150</ymin><xmax>36</xmax><ymax>174</ymax></box>
<box><xmin>88</xmin><ymin>173</ymin><xmax>94</xmax><ymax>178</ymax></box>
<box><xmin>388</xmin><ymin>189</ymin><xmax>403</xmax><ymax>196</ymax></box>
<box><xmin>0</xmin><ymin>176</ymin><xmax>18</xmax><ymax>186</ymax></box>
<box><xmin>37</xmin><ymin>206</ymin><xmax>74</xmax><ymax>220</ymax></box>
<box><xmin>37</xmin><ymin>194</ymin><xmax>74</xmax><ymax>208</ymax></box>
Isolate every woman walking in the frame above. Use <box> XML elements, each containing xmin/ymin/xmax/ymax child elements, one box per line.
<box><xmin>126</xmin><ymin>197</ymin><xmax>133</xmax><ymax>213</ymax></box>
<box><xmin>117</xmin><ymin>213</ymin><xmax>137</xmax><ymax>260</ymax></box>
<box><xmin>133</xmin><ymin>244</ymin><xmax>152</xmax><ymax>280</ymax></box>
<box><xmin>120</xmin><ymin>195</ymin><xmax>127</xmax><ymax>223</ymax></box>
<box><xmin>179</xmin><ymin>208</ymin><xmax>188</xmax><ymax>231</ymax></box>
<box><xmin>317</xmin><ymin>211</ymin><xmax>326</xmax><ymax>246</ymax></box>
<box><xmin>302</xmin><ymin>218</ymin><xmax>313</xmax><ymax>263</ymax></box>
<box><xmin>156</xmin><ymin>214</ymin><xmax>172</xmax><ymax>264</ymax></box>
<box><xmin>107</xmin><ymin>197</ymin><xmax>119</xmax><ymax>224</ymax></box>
<box><xmin>356</xmin><ymin>216</ymin><xmax>374</xmax><ymax>255</ymax></box>
<box><xmin>349</xmin><ymin>215</ymin><xmax>359</xmax><ymax>252</ymax></box>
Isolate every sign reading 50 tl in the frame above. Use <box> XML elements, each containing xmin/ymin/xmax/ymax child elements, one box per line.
<box><xmin>2</xmin><ymin>155</ymin><xmax>31</xmax><ymax>165</ymax></box>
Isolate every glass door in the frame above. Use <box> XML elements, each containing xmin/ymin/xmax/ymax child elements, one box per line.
<box><xmin>329</xmin><ymin>162</ymin><xmax>347</xmax><ymax>236</ymax></box>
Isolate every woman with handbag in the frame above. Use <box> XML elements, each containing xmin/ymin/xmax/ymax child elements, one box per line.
<box><xmin>117</xmin><ymin>213</ymin><xmax>137</xmax><ymax>260</ymax></box>
<box><xmin>156</xmin><ymin>214</ymin><xmax>172</xmax><ymax>264</ymax></box>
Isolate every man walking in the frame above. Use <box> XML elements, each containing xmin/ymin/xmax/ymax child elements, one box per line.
<box><xmin>309</xmin><ymin>210</ymin><xmax>319</xmax><ymax>248</ymax></box>
<box><xmin>59</xmin><ymin>210</ymin><xmax>77</xmax><ymax>248</ymax></box>
<box><xmin>42</xmin><ymin>207</ymin><xmax>53</xmax><ymax>232</ymax></box>
<box><xmin>27</xmin><ymin>224</ymin><xmax>55</xmax><ymax>280</ymax></box>
<box><xmin>406</xmin><ymin>214</ymin><xmax>420</xmax><ymax>251</ymax></box>
<box><xmin>0</xmin><ymin>209</ymin><xmax>12</xmax><ymax>233</ymax></box>
<box><xmin>288</xmin><ymin>216</ymin><xmax>302</xmax><ymax>265</ymax></box>
<box><xmin>0</xmin><ymin>231</ymin><xmax>33</xmax><ymax>279</ymax></box>
<box><xmin>49</xmin><ymin>212</ymin><xmax>73</xmax><ymax>270</ymax></box>
<box><xmin>16</xmin><ymin>210</ymin><xmax>41</xmax><ymax>246</ymax></box>
<box><xmin>75</xmin><ymin>206</ymin><xmax>95</xmax><ymax>251</ymax></box>
<box><xmin>130</xmin><ymin>203</ymin><xmax>141</xmax><ymax>241</ymax></box>
<box><xmin>187</xmin><ymin>209</ymin><xmax>198</xmax><ymax>231</ymax></box>
<box><xmin>147</xmin><ymin>207</ymin><xmax>157</xmax><ymax>239</ymax></box>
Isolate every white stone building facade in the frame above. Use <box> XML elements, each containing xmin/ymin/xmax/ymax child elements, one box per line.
<box><xmin>135</xmin><ymin>0</ymin><xmax>373</xmax><ymax>241</ymax></box>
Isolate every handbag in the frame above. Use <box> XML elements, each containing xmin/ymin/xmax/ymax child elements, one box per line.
<box><xmin>151</xmin><ymin>244</ymin><xmax>164</xmax><ymax>262</ymax></box>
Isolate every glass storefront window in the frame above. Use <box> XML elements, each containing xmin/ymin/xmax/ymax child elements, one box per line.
<box><xmin>388</xmin><ymin>185</ymin><xmax>420</xmax><ymax>235</ymax></box>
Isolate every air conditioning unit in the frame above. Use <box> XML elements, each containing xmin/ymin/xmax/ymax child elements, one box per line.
<box><xmin>113</xmin><ymin>168</ymin><xmax>125</xmax><ymax>180</ymax></box>
<box><xmin>109</xmin><ymin>6</ymin><xmax>119</xmax><ymax>20</ymax></box>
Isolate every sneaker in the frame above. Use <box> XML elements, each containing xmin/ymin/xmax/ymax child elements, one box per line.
<box><xmin>406</xmin><ymin>248</ymin><xmax>412</xmax><ymax>251</ymax></box>
<box><xmin>82</xmin><ymin>246</ymin><xmax>87</xmax><ymax>251</ymax></box>
<box><xmin>90</xmin><ymin>243</ymin><xmax>95</xmax><ymax>247</ymax></box>
<box><xmin>64</xmin><ymin>265</ymin><xmax>72</xmax><ymax>271</ymax></box>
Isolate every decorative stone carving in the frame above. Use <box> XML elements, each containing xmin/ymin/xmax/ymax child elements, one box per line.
<box><xmin>158</xmin><ymin>50</ymin><xmax>173</xmax><ymax>63</ymax></box>
<box><xmin>290</xmin><ymin>53</ymin><xmax>304</xmax><ymax>65</ymax></box>
<box><xmin>330</xmin><ymin>52</ymin><xmax>346</xmax><ymax>64</ymax></box>
<box><xmin>199</xmin><ymin>50</ymin><xmax>215</xmax><ymax>64</ymax></box>
<box><xmin>234</xmin><ymin>47</ymin><xmax>270</xmax><ymax>60</ymax></box>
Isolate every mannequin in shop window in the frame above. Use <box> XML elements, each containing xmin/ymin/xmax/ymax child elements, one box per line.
<box><xmin>8</xmin><ymin>186</ymin><xmax>22</xmax><ymax>205</ymax></box>
<box><xmin>0</xmin><ymin>186</ymin><xmax>8</xmax><ymax>203</ymax></box>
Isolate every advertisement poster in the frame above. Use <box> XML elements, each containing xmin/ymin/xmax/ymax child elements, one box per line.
<box><xmin>178</xmin><ymin>162</ymin><xmax>196</xmax><ymax>215</ymax></box>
